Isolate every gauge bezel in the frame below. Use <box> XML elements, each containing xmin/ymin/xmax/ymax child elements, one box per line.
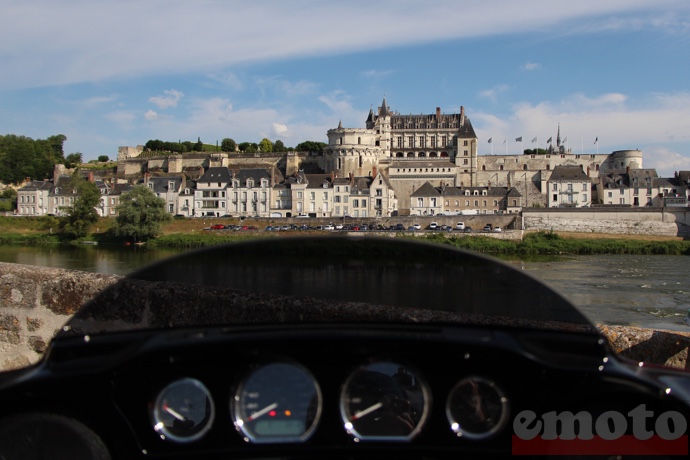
<box><xmin>232</xmin><ymin>360</ymin><xmax>323</xmax><ymax>444</ymax></box>
<box><xmin>339</xmin><ymin>360</ymin><xmax>431</xmax><ymax>442</ymax></box>
<box><xmin>445</xmin><ymin>375</ymin><xmax>509</xmax><ymax>440</ymax></box>
<box><xmin>152</xmin><ymin>377</ymin><xmax>215</xmax><ymax>443</ymax></box>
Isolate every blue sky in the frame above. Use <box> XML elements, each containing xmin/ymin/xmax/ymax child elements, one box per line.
<box><xmin>3</xmin><ymin>0</ymin><xmax>690</xmax><ymax>176</ymax></box>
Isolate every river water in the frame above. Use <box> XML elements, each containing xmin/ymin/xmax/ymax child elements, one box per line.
<box><xmin>1</xmin><ymin>245</ymin><xmax>688</xmax><ymax>332</ymax></box>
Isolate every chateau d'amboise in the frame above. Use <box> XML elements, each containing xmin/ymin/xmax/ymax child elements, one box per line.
<box><xmin>15</xmin><ymin>97</ymin><xmax>690</xmax><ymax>236</ymax></box>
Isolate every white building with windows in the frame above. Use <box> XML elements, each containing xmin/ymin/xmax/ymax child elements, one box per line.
<box><xmin>547</xmin><ymin>165</ymin><xmax>592</xmax><ymax>208</ymax></box>
<box><xmin>16</xmin><ymin>180</ymin><xmax>52</xmax><ymax>216</ymax></box>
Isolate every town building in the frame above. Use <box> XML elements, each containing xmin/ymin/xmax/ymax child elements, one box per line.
<box><xmin>547</xmin><ymin>165</ymin><xmax>592</xmax><ymax>208</ymax></box>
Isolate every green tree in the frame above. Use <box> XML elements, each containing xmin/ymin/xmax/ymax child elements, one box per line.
<box><xmin>295</xmin><ymin>141</ymin><xmax>326</xmax><ymax>153</ymax></box>
<box><xmin>221</xmin><ymin>138</ymin><xmax>237</xmax><ymax>152</ymax></box>
<box><xmin>98</xmin><ymin>155</ymin><xmax>109</xmax><ymax>162</ymax></box>
<box><xmin>113</xmin><ymin>185</ymin><xmax>172</xmax><ymax>242</ymax></box>
<box><xmin>238</xmin><ymin>142</ymin><xmax>258</xmax><ymax>153</ymax></box>
<box><xmin>273</xmin><ymin>140</ymin><xmax>287</xmax><ymax>152</ymax></box>
<box><xmin>65</xmin><ymin>152</ymin><xmax>83</xmax><ymax>168</ymax></box>
<box><xmin>0</xmin><ymin>134</ymin><xmax>66</xmax><ymax>184</ymax></box>
<box><xmin>259</xmin><ymin>138</ymin><xmax>273</xmax><ymax>153</ymax></box>
<box><xmin>194</xmin><ymin>137</ymin><xmax>204</xmax><ymax>152</ymax></box>
<box><xmin>60</xmin><ymin>175</ymin><xmax>100</xmax><ymax>240</ymax></box>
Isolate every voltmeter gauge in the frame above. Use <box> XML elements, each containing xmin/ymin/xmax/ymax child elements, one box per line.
<box><xmin>232</xmin><ymin>361</ymin><xmax>322</xmax><ymax>443</ymax></box>
<box><xmin>152</xmin><ymin>378</ymin><xmax>215</xmax><ymax>443</ymax></box>
<box><xmin>446</xmin><ymin>376</ymin><xmax>509</xmax><ymax>440</ymax></box>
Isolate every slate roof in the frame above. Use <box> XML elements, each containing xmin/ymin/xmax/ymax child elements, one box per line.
<box><xmin>18</xmin><ymin>180</ymin><xmax>52</xmax><ymax>192</ymax></box>
<box><xmin>410</xmin><ymin>182</ymin><xmax>442</xmax><ymax>197</ymax></box>
<box><xmin>198</xmin><ymin>167</ymin><xmax>232</xmax><ymax>183</ymax></box>
<box><xmin>550</xmin><ymin>165</ymin><xmax>590</xmax><ymax>181</ymax></box>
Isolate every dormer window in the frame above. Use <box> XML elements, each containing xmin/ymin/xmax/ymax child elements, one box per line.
<box><xmin>169</xmin><ymin>181</ymin><xmax>175</xmax><ymax>191</ymax></box>
<box><xmin>247</xmin><ymin>180</ymin><xmax>254</xmax><ymax>188</ymax></box>
<box><xmin>184</xmin><ymin>188</ymin><xmax>190</xmax><ymax>195</ymax></box>
<box><xmin>148</xmin><ymin>183</ymin><xmax>154</xmax><ymax>189</ymax></box>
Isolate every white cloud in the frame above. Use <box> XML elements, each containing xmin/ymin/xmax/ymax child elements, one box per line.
<box><xmin>272</xmin><ymin>123</ymin><xmax>290</xmax><ymax>137</ymax></box>
<box><xmin>144</xmin><ymin>110</ymin><xmax>158</xmax><ymax>121</ymax></box>
<box><xmin>479</xmin><ymin>84</ymin><xmax>510</xmax><ymax>102</ymax></box>
<box><xmin>3</xmin><ymin>0</ymin><xmax>685</xmax><ymax>89</ymax></box>
<box><xmin>104</xmin><ymin>110</ymin><xmax>136</xmax><ymax>127</ymax></box>
<box><xmin>149</xmin><ymin>89</ymin><xmax>184</xmax><ymax>110</ymax></box>
<box><xmin>521</xmin><ymin>62</ymin><xmax>541</xmax><ymax>71</ymax></box>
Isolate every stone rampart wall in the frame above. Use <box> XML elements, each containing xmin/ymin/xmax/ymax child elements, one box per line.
<box><xmin>524</xmin><ymin>208</ymin><xmax>689</xmax><ymax>237</ymax></box>
<box><xmin>1</xmin><ymin>263</ymin><xmax>689</xmax><ymax>372</ymax></box>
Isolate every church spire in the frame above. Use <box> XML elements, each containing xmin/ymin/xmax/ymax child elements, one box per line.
<box><xmin>556</xmin><ymin>123</ymin><xmax>561</xmax><ymax>147</ymax></box>
<box><xmin>337</xmin><ymin>119</ymin><xmax>343</xmax><ymax>129</ymax></box>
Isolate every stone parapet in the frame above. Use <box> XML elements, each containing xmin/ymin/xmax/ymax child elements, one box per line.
<box><xmin>1</xmin><ymin>263</ymin><xmax>688</xmax><ymax>372</ymax></box>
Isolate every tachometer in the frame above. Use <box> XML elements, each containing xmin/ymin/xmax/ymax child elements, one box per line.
<box><xmin>152</xmin><ymin>378</ymin><xmax>215</xmax><ymax>443</ymax></box>
<box><xmin>232</xmin><ymin>361</ymin><xmax>322</xmax><ymax>443</ymax></box>
<box><xmin>340</xmin><ymin>361</ymin><xmax>430</xmax><ymax>441</ymax></box>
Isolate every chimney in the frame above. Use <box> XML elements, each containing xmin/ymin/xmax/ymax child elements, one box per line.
<box><xmin>331</xmin><ymin>170</ymin><xmax>335</xmax><ymax>183</ymax></box>
<box><xmin>349</xmin><ymin>172</ymin><xmax>354</xmax><ymax>186</ymax></box>
<box><xmin>488</xmin><ymin>180</ymin><xmax>491</xmax><ymax>191</ymax></box>
<box><xmin>372</xmin><ymin>166</ymin><xmax>377</xmax><ymax>178</ymax></box>
<box><xmin>460</xmin><ymin>106</ymin><xmax>465</xmax><ymax>126</ymax></box>
<box><xmin>436</xmin><ymin>107</ymin><xmax>441</xmax><ymax>118</ymax></box>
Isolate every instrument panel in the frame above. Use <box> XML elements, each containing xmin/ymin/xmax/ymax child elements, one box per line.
<box><xmin>100</xmin><ymin>324</ymin><xmax>620</xmax><ymax>458</ymax></box>
<box><xmin>7</xmin><ymin>323</ymin><xmax>681</xmax><ymax>459</ymax></box>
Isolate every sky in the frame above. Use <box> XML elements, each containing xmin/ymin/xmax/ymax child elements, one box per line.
<box><xmin>2</xmin><ymin>0</ymin><xmax>690</xmax><ymax>177</ymax></box>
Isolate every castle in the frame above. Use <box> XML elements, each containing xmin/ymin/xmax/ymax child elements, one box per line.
<box><xmin>17</xmin><ymin>99</ymin><xmax>650</xmax><ymax>218</ymax></box>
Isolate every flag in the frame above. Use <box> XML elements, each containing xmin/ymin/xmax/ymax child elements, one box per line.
<box><xmin>488</xmin><ymin>138</ymin><xmax>492</xmax><ymax>144</ymax></box>
<box><xmin>515</xmin><ymin>136</ymin><xmax>522</xmax><ymax>142</ymax></box>
<box><xmin>531</xmin><ymin>137</ymin><xmax>537</xmax><ymax>143</ymax></box>
<box><xmin>562</xmin><ymin>136</ymin><xmax>567</xmax><ymax>143</ymax></box>
<box><xmin>547</xmin><ymin>137</ymin><xmax>552</xmax><ymax>144</ymax></box>
<box><xmin>594</xmin><ymin>137</ymin><xmax>598</xmax><ymax>144</ymax></box>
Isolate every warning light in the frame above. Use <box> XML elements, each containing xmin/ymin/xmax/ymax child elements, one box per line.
<box><xmin>285</xmin><ymin>410</ymin><xmax>292</xmax><ymax>417</ymax></box>
<box><xmin>269</xmin><ymin>410</ymin><xmax>277</xmax><ymax>417</ymax></box>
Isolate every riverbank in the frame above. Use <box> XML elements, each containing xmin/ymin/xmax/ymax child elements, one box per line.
<box><xmin>0</xmin><ymin>216</ymin><xmax>688</xmax><ymax>255</ymax></box>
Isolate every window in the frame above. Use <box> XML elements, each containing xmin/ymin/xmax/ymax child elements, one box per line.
<box><xmin>297</xmin><ymin>191</ymin><xmax>303</xmax><ymax>199</ymax></box>
<box><xmin>323</xmin><ymin>192</ymin><xmax>328</xmax><ymax>200</ymax></box>
<box><xmin>441</xmin><ymin>136</ymin><xmax>447</xmax><ymax>147</ymax></box>
<box><xmin>608</xmin><ymin>192</ymin><xmax>613</xmax><ymax>198</ymax></box>
<box><xmin>407</xmin><ymin>136</ymin><xmax>414</xmax><ymax>147</ymax></box>
<box><xmin>583</xmin><ymin>183</ymin><xmax>588</xmax><ymax>191</ymax></box>
<box><xmin>567</xmin><ymin>184</ymin><xmax>573</xmax><ymax>192</ymax></box>
<box><xmin>397</xmin><ymin>137</ymin><xmax>402</xmax><ymax>148</ymax></box>
<box><xmin>463</xmin><ymin>140</ymin><xmax>468</xmax><ymax>146</ymax></box>
<box><xmin>417</xmin><ymin>198</ymin><xmax>423</xmax><ymax>207</ymax></box>
<box><xmin>334</xmin><ymin>196</ymin><xmax>341</xmax><ymax>203</ymax></box>
<box><xmin>583</xmin><ymin>194</ymin><xmax>588</xmax><ymax>202</ymax></box>
<box><xmin>376</xmin><ymin>189</ymin><xmax>382</xmax><ymax>196</ymax></box>
<box><xmin>620</xmin><ymin>189</ymin><xmax>624</xmax><ymax>195</ymax></box>
<box><xmin>353</xmin><ymin>199</ymin><xmax>359</xmax><ymax>207</ymax></box>
<box><xmin>419</xmin><ymin>136</ymin><xmax>425</xmax><ymax>147</ymax></box>
<box><xmin>463</xmin><ymin>159</ymin><xmax>468</xmax><ymax>165</ymax></box>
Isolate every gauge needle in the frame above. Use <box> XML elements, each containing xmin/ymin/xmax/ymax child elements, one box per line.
<box><xmin>163</xmin><ymin>404</ymin><xmax>186</xmax><ymax>422</ymax></box>
<box><xmin>352</xmin><ymin>402</ymin><xmax>383</xmax><ymax>420</ymax></box>
<box><xmin>247</xmin><ymin>402</ymin><xmax>278</xmax><ymax>421</ymax></box>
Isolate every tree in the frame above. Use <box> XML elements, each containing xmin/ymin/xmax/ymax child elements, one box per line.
<box><xmin>238</xmin><ymin>142</ymin><xmax>258</xmax><ymax>153</ymax></box>
<box><xmin>221</xmin><ymin>138</ymin><xmax>237</xmax><ymax>152</ymax></box>
<box><xmin>273</xmin><ymin>140</ymin><xmax>287</xmax><ymax>152</ymax></box>
<box><xmin>112</xmin><ymin>185</ymin><xmax>172</xmax><ymax>242</ymax></box>
<box><xmin>259</xmin><ymin>138</ymin><xmax>273</xmax><ymax>153</ymax></box>
<box><xmin>98</xmin><ymin>155</ymin><xmax>109</xmax><ymax>162</ymax></box>
<box><xmin>194</xmin><ymin>137</ymin><xmax>204</xmax><ymax>152</ymax></box>
<box><xmin>0</xmin><ymin>134</ymin><xmax>67</xmax><ymax>183</ymax></box>
<box><xmin>65</xmin><ymin>152</ymin><xmax>83</xmax><ymax>168</ymax></box>
<box><xmin>60</xmin><ymin>175</ymin><xmax>100</xmax><ymax>240</ymax></box>
<box><xmin>295</xmin><ymin>141</ymin><xmax>326</xmax><ymax>153</ymax></box>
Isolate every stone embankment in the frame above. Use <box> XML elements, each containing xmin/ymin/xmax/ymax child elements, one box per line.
<box><xmin>1</xmin><ymin>262</ymin><xmax>689</xmax><ymax>372</ymax></box>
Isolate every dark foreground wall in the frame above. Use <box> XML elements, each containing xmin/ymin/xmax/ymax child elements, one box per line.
<box><xmin>0</xmin><ymin>262</ymin><xmax>688</xmax><ymax>372</ymax></box>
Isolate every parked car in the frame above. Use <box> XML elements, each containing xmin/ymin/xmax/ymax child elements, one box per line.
<box><xmin>335</xmin><ymin>224</ymin><xmax>344</xmax><ymax>230</ymax></box>
<box><xmin>412</xmin><ymin>223</ymin><xmax>421</xmax><ymax>230</ymax></box>
<box><xmin>210</xmin><ymin>224</ymin><xmax>225</xmax><ymax>230</ymax></box>
<box><xmin>482</xmin><ymin>224</ymin><xmax>493</xmax><ymax>232</ymax></box>
<box><xmin>395</xmin><ymin>223</ymin><xmax>405</xmax><ymax>231</ymax></box>
<box><xmin>264</xmin><ymin>226</ymin><xmax>275</xmax><ymax>231</ymax></box>
<box><xmin>493</xmin><ymin>226</ymin><xmax>502</xmax><ymax>233</ymax></box>
<box><xmin>323</xmin><ymin>224</ymin><xmax>335</xmax><ymax>231</ymax></box>
<box><xmin>455</xmin><ymin>222</ymin><xmax>465</xmax><ymax>230</ymax></box>
<box><xmin>429</xmin><ymin>222</ymin><xmax>438</xmax><ymax>230</ymax></box>
<box><xmin>464</xmin><ymin>226</ymin><xmax>473</xmax><ymax>233</ymax></box>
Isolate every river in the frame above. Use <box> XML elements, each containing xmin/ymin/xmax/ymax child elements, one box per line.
<box><xmin>0</xmin><ymin>245</ymin><xmax>688</xmax><ymax>332</ymax></box>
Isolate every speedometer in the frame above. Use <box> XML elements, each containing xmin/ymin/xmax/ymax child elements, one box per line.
<box><xmin>232</xmin><ymin>361</ymin><xmax>322</xmax><ymax>443</ymax></box>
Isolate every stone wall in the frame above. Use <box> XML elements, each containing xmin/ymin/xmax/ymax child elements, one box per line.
<box><xmin>1</xmin><ymin>262</ymin><xmax>689</xmax><ymax>372</ymax></box>
<box><xmin>524</xmin><ymin>208</ymin><xmax>689</xmax><ymax>237</ymax></box>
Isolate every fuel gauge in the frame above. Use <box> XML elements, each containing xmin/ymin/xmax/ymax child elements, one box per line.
<box><xmin>152</xmin><ymin>378</ymin><xmax>215</xmax><ymax>443</ymax></box>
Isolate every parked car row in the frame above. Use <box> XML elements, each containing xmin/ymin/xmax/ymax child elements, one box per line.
<box><xmin>209</xmin><ymin>222</ymin><xmax>503</xmax><ymax>233</ymax></box>
<box><xmin>208</xmin><ymin>224</ymin><xmax>258</xmax><ymax>231</ymax></box>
